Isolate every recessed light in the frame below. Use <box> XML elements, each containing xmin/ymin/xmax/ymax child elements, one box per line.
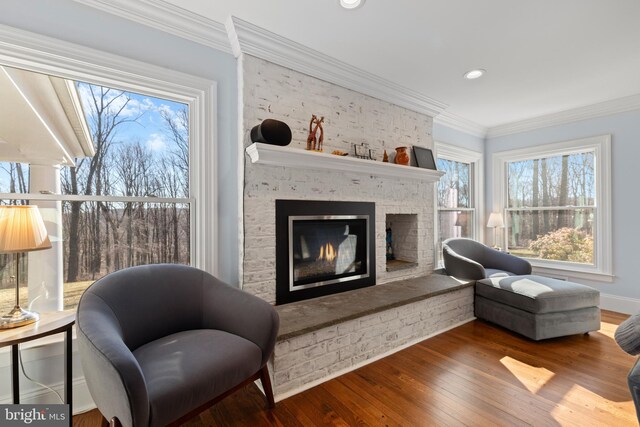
<box><xmin>464</xmin><ymin>69</ymin><xmax>486</xmax><ymax>80</ymax></box>
<box><xmin>340</xmin><ymin>0</ymin><xmax>365</xmax><ymax>10</ymax></box>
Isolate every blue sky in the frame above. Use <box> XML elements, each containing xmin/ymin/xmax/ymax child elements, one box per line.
<box><xmin>76</xmin><ymin>82</ymin><xmax>187</xmax><ymax>153</ymax></box>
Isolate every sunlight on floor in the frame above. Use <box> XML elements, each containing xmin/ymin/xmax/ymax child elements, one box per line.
<box><xmin>500</xmin><ymin>356</ymin><xmax>556</xmax><ymax>394</ymax></box>
<box><xmin>598</xmin><ymin>320</ymin><xmax>620</xmax><ymax>340</ymax></box>
<box><xmin>551</xmin><ymin>383</ymin><xmax>636</xmax><ymax>425</ymax></box>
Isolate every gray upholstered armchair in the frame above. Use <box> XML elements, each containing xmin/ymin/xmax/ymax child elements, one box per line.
<box><xmin>442</xmin><ymin>237</ymin><xmax>532</xmax><ymax>280</ymax></box>
<box><xmin>615</xmin><ymin>312</ymin><xmax>640</xmax><ymax>423</ymax></box>
<box><xmin>76</xmin><ymin>264</ymin><xmax>279</xmax><ymax>427</ymax></box>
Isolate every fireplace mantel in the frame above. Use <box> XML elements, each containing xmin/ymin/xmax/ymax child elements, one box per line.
<box><xmin>246</xmin><ymin>143</ymin><xmax>445</xmax><ymax>182</ymax></box>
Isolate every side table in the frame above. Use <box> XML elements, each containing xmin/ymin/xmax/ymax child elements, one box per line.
<box><xmin>0</xmin><ymin>311</ymin><xmax>75</xmax><ymax>414</ymax></box>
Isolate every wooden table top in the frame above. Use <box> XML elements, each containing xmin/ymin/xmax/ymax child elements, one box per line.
<box><xmin>0</xmin><ymin>310</ymin><xmax>75</xmax><ymax>348</ymax></box>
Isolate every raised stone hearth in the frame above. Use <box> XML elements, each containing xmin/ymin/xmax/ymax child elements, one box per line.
<box><xmin>270</xmin><ymin>274</ymin><xmax>474</xmax><ymax>398</ymax></box>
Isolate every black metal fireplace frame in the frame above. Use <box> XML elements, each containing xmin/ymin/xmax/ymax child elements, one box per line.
<box><xmin>275</xmin><ymin>200</ymin><xmax>376</xmax><ymax>305</ymax></box>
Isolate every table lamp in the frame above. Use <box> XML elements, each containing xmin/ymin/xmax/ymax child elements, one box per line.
<box><xmin>487</xmin><ymin>212</ymin><xmax>504</xmax><ymax>250</ymax></box>
<box><xmin>0</xmin><ymin>205</ymin><xmax>52</xmax><ymax>329</ymax></box>
<box><xmin>455</xmin><ymin>211</ymin><xmax>468</xmax><ymax>228</ymax></box>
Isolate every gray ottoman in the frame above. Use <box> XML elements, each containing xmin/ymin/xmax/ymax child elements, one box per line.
<box><xmin>475</xmin><ymin>275</ymin><xmax>600</xmax><ymax>340</ymax></box>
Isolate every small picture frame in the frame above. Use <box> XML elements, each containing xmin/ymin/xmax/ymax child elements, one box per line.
<box><xmin>413</xmin><ymin>146</ymin><xmax>437</xmax><ymax>170</ymax></box>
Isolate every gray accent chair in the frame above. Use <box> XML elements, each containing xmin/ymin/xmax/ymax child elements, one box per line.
<box><xmin>76</xmin><ymin>264</ymin><xmax>279</xmax><ymax>427</ymax></box>
<box><xmin>442</xmin><ymin>237</ymin><xmax>532</xmax><ymax>280</ymax></box>
<box><xmin>615</xmin><ymin>312</ymin><xmax>640</xmax><ymax>422</ymax></box>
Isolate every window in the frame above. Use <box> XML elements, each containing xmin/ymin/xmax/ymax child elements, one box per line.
<box><xmin>435</xmin><ymin>144</ymin><xmax>483</xmax><ymax>266</ymax></box>
<box><xmin>0</xmin><ymin>62</ymin><xmax>214</xmax><ymax>313</ymax></box>
<box><xmin>493</xmin><ymin>135</ymin><xmax>612</xmax><ymax>279</ymax></box>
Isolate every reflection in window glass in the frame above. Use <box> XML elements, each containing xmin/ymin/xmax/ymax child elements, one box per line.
<box><xmin>438</xmin><ymin>210</ymin><xmax>474</xmax><ymax>248</ymax></box>
<box><xmin>437</xmin><ymin>159</ymin><xmax>470</xmax><ymax>208</ymax></box>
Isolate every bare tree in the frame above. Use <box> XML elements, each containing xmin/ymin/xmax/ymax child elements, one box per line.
<box><xmin>557</xmin><ymin>155</ymin><xmax>569</xmax><ymax>229</ymax></box>
<box><xmin>62</xmin><ymin>85</ymin><xmax>141</xmax><ymax>282</ymax></box>
<box><xmin>532</xmin><ymin>159</ymin><xmax>539</xmax><ymax>238</ymax></box>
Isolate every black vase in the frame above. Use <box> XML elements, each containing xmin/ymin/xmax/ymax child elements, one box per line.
<box><xmin>250</xmin><ymin>119</ymin><xmax>292</xmax><ymax>146</ymax></box>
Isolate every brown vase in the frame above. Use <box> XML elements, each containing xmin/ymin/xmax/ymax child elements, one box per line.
<box><xmin>394</xmin><ymin>147</ymin><xmax>410</xmax><ymax>165</ymax></box>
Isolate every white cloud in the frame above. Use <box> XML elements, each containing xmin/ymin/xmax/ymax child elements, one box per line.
<box><xmin>77</xmin><ymin>83</ymin><xmax>152</xmax><ymax>119</ymax></box>
<box><xmin>157</xmin><ymin>104</ymin><xmax>175</xmax><ymax>119</ymax></box>
<box><xmin>146</xmin><ymin>133</ymin><xmax>167</xmax><ymax>151</ymax></box>
<box><xmin>156</xmin><ymin>103</ymin><xmax>187</xmax><ymax>132</ymax></box>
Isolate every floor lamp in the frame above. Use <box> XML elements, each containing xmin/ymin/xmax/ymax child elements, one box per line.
<box><xmin>0</xmin><ymin>205</ymin><xmax>52</xmax><ymax>329</ymax></box>
<box><xmin>487</xmin><ymin>212</ymin><xmax>504</xmax><ymax>250</ymax></box>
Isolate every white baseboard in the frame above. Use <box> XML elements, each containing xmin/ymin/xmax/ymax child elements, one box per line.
<box><xmin>274</xmin><ymin>316</ymin><xmax>476</xmax><ymax>402</ymax></box>
<box><xmin>0</xmin><ymin>377</ymin><xmax>96</xmax><ymax>415</ymax></box>
<box><xmin>600</xmin><ymin>293</ymin><xmax>640</xmax><ymax>315</ymax></box>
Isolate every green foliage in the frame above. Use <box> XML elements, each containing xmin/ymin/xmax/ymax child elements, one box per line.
<box><xmin>528</xmin><ymin>227</ymin><xmax>593</xmax><ymax>263</ymax></box>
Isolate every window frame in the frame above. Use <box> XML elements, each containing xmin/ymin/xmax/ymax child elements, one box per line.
<box><xmin>492</xmin><ymin>135</ymin><xmax>612</xmax><ymax>281</ymax></box>
<box><xmin>0</xmin><ymin>25</ymin><xmax>218</xmax><ymax>289</ymax></box>
<box><xmin>434</xmin><ymin>143</ymin><xmax>484</xmax><ymax>267</ymax></box>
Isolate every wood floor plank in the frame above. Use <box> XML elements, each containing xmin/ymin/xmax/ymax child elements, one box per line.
<box><xmin>374</xmin><ymin>356</ymin><xmax>527</xmax><ymax>427</ymax></box>
<box><xmin>413</xmin><ymin>333</ymin><xmax>630</xmax><ymax>426</ymax></box>
<box><xmin>74</xmin><ymin>312</ymin><xmax>637</xmax><ymax>426</ymax></box>
<box><xmin>436</xmin><ymin>323</ymin><xmax>633</xmax><ymax>399</ymax></box>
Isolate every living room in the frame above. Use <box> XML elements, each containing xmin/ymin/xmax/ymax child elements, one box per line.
<box><xmin>0</xmin><ymin>0</ymin><xmax>639</xmax><ymax>426</ymax></box>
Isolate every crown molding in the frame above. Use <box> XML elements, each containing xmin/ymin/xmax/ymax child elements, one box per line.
<box><xmin>226</xmin><ymin>16</ymin><xmax>448</xmax><ymax>118</ymax></box>
<box><xmin>487</xmin><ymin>93</ymin><xmax>640</xmax><ymax>138</ymax></box>
<box><xmin>0</xmin><ymin>24</ymin><xmax>213</xmax><ymax>93</ymax></box>
<box><xmin>433</xmin><ymin>111</ymin><xmax>487</xmax><ymax>138</ymax></box>
<box><xmin>72</xmin><ymin>0</ymin><xmax>231</xmax><ymax>53</ymax></box>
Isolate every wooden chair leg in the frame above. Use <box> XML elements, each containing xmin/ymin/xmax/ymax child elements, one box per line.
<box><xmin>102</xmin><ymin>416</ymin><xmax>122</xmax><ymax>427</ymax></box>
<box><xmin>259</xmin><ymin>365</ymin><xmax>276</xmax><ymax>408</ymax></box>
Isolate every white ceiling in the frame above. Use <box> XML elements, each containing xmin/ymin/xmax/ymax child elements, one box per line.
<box><xmin>116</xmin><ymin>0</ymin><xmax>640</xmax><ymax>130</ymax></box>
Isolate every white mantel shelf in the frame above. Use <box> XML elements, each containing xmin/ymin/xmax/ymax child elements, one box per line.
<box><xmin>246</xmin><ymin>143</ymin><xmax>445</xmax><ymax>182</ymax></box>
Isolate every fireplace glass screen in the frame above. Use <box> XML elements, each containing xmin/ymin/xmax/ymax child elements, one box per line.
<box><xmin>289</xmin><ymin>215</ymin><xmax>369</xmax><ymax>290</ymax></box>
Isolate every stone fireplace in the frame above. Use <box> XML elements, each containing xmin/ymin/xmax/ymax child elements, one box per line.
<box><xmin>239</xmin><ymin>53</ymin><xmax>440</xmax><ymax>304</ymax></box>
<box><xmin>275</xmin><ymin>200</ymin><xmax>376</xmax><ymax>304</ymax></box>
<box><xmin>228</xmin><ymin>17</ymin><xmax>475</xmax><ymax>399</ymax></box>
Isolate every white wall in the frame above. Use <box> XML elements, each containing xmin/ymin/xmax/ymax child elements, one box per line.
<box><xmin>485</xmin><ymin>110</ymin><xmax>640</xmax><ymax>313</ymax></box>
<box><xmin>433</xmin><ymin>123</ymin><xmax>485</xmax><ymax>153</ymax></box>
<box><xmin>0</xmin><ymin>0</ymin><xmax>240</xmax><ymax>286</ymax></box>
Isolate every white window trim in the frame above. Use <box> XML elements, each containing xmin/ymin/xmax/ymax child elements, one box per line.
<box><xmin>0</xmin><ymin>24</ymin><xmax>218</xmax><ymax>275</ymax></box>
<box><xmin>434</xmin><ymin>142</ymin><xmax>484</xmax><ymax>265</ymax></box>
<box><xmin>492</xmin><ymin>134</ymin><xmax>612</xmax><ymax>281</ymax></box>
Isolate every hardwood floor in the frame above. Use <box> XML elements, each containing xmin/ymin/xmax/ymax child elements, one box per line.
<box><xmin>73</xmin><ymin>310</ymin><xmax>637</xmax><ymax>426</ymax></box>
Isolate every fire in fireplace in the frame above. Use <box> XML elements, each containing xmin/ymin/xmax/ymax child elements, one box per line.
<box><xmin>290</xmin><ymin>215</ymin><xmax>368</xmax><ymax>285</ymax></box>
<box><xmin>276</xmin><ymin>200</ymin><xmax>376</xmax><ymax>305</ymax></box>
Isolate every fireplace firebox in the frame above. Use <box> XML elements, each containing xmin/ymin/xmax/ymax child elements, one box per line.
<box><xmin>276</xmin><ymin>200</ymin><xmax>376</xmax><ymax>305</ymax></box>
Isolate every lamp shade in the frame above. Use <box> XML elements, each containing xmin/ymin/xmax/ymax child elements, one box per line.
<box><xmin>455</xmin><ymin>212</ymin><xmax>468</xmax><ymax>227</ymax></box>
<box><xmin>0</xmin><ymin>206</ymin><xmax>52</xmax><ymax>253</ymax></box>
<box><xmin>487</xmin><ymin>212</ymin><xmax>504</xmax><ymax>228</ymax></box>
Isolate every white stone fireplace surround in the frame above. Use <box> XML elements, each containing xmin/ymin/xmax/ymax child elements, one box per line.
<box><xmin>236</xmin><ymin>45</ymin><xmax>444</xmax><ymax>302</ymax></box>
<box><xmin>227</xmin><ymin>16</ymin><xmax>450</xmax><ymax>302</ymax></box>
<box><xmin>228</xmin><ymin>17</ymin><xmax>474</xmax><ymax>398</ymax></box>
<box><xmin>245</xmin><ymin>143</ymin><xmax>443</xmax><ymax>303</ymax></box>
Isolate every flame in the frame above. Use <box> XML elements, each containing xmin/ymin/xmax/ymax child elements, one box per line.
<box><xmin>317</xmin><ymin>242</ymin><xmax>337</xmax><ymax>262</ymax></box>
